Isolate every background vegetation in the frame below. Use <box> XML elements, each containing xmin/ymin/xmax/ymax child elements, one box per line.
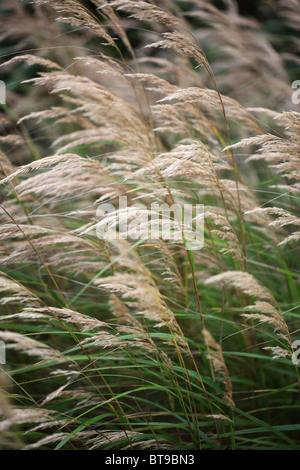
<box><xmin>0</xmin><ymin>0</ymin><xmax>299</xmax><ymax>450</ymax></box>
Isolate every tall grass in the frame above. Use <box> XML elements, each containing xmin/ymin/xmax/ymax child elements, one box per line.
<box><xmin>0</xmin><ymin>0</ymin><xmax>299</xmax><ymax>450</ymax></box>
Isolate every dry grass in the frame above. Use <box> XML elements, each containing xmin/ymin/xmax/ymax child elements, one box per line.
<box><xmin>0</xmin><ymin>0</ymin><xmax>299</xmax><ymax>450</ymax></box>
